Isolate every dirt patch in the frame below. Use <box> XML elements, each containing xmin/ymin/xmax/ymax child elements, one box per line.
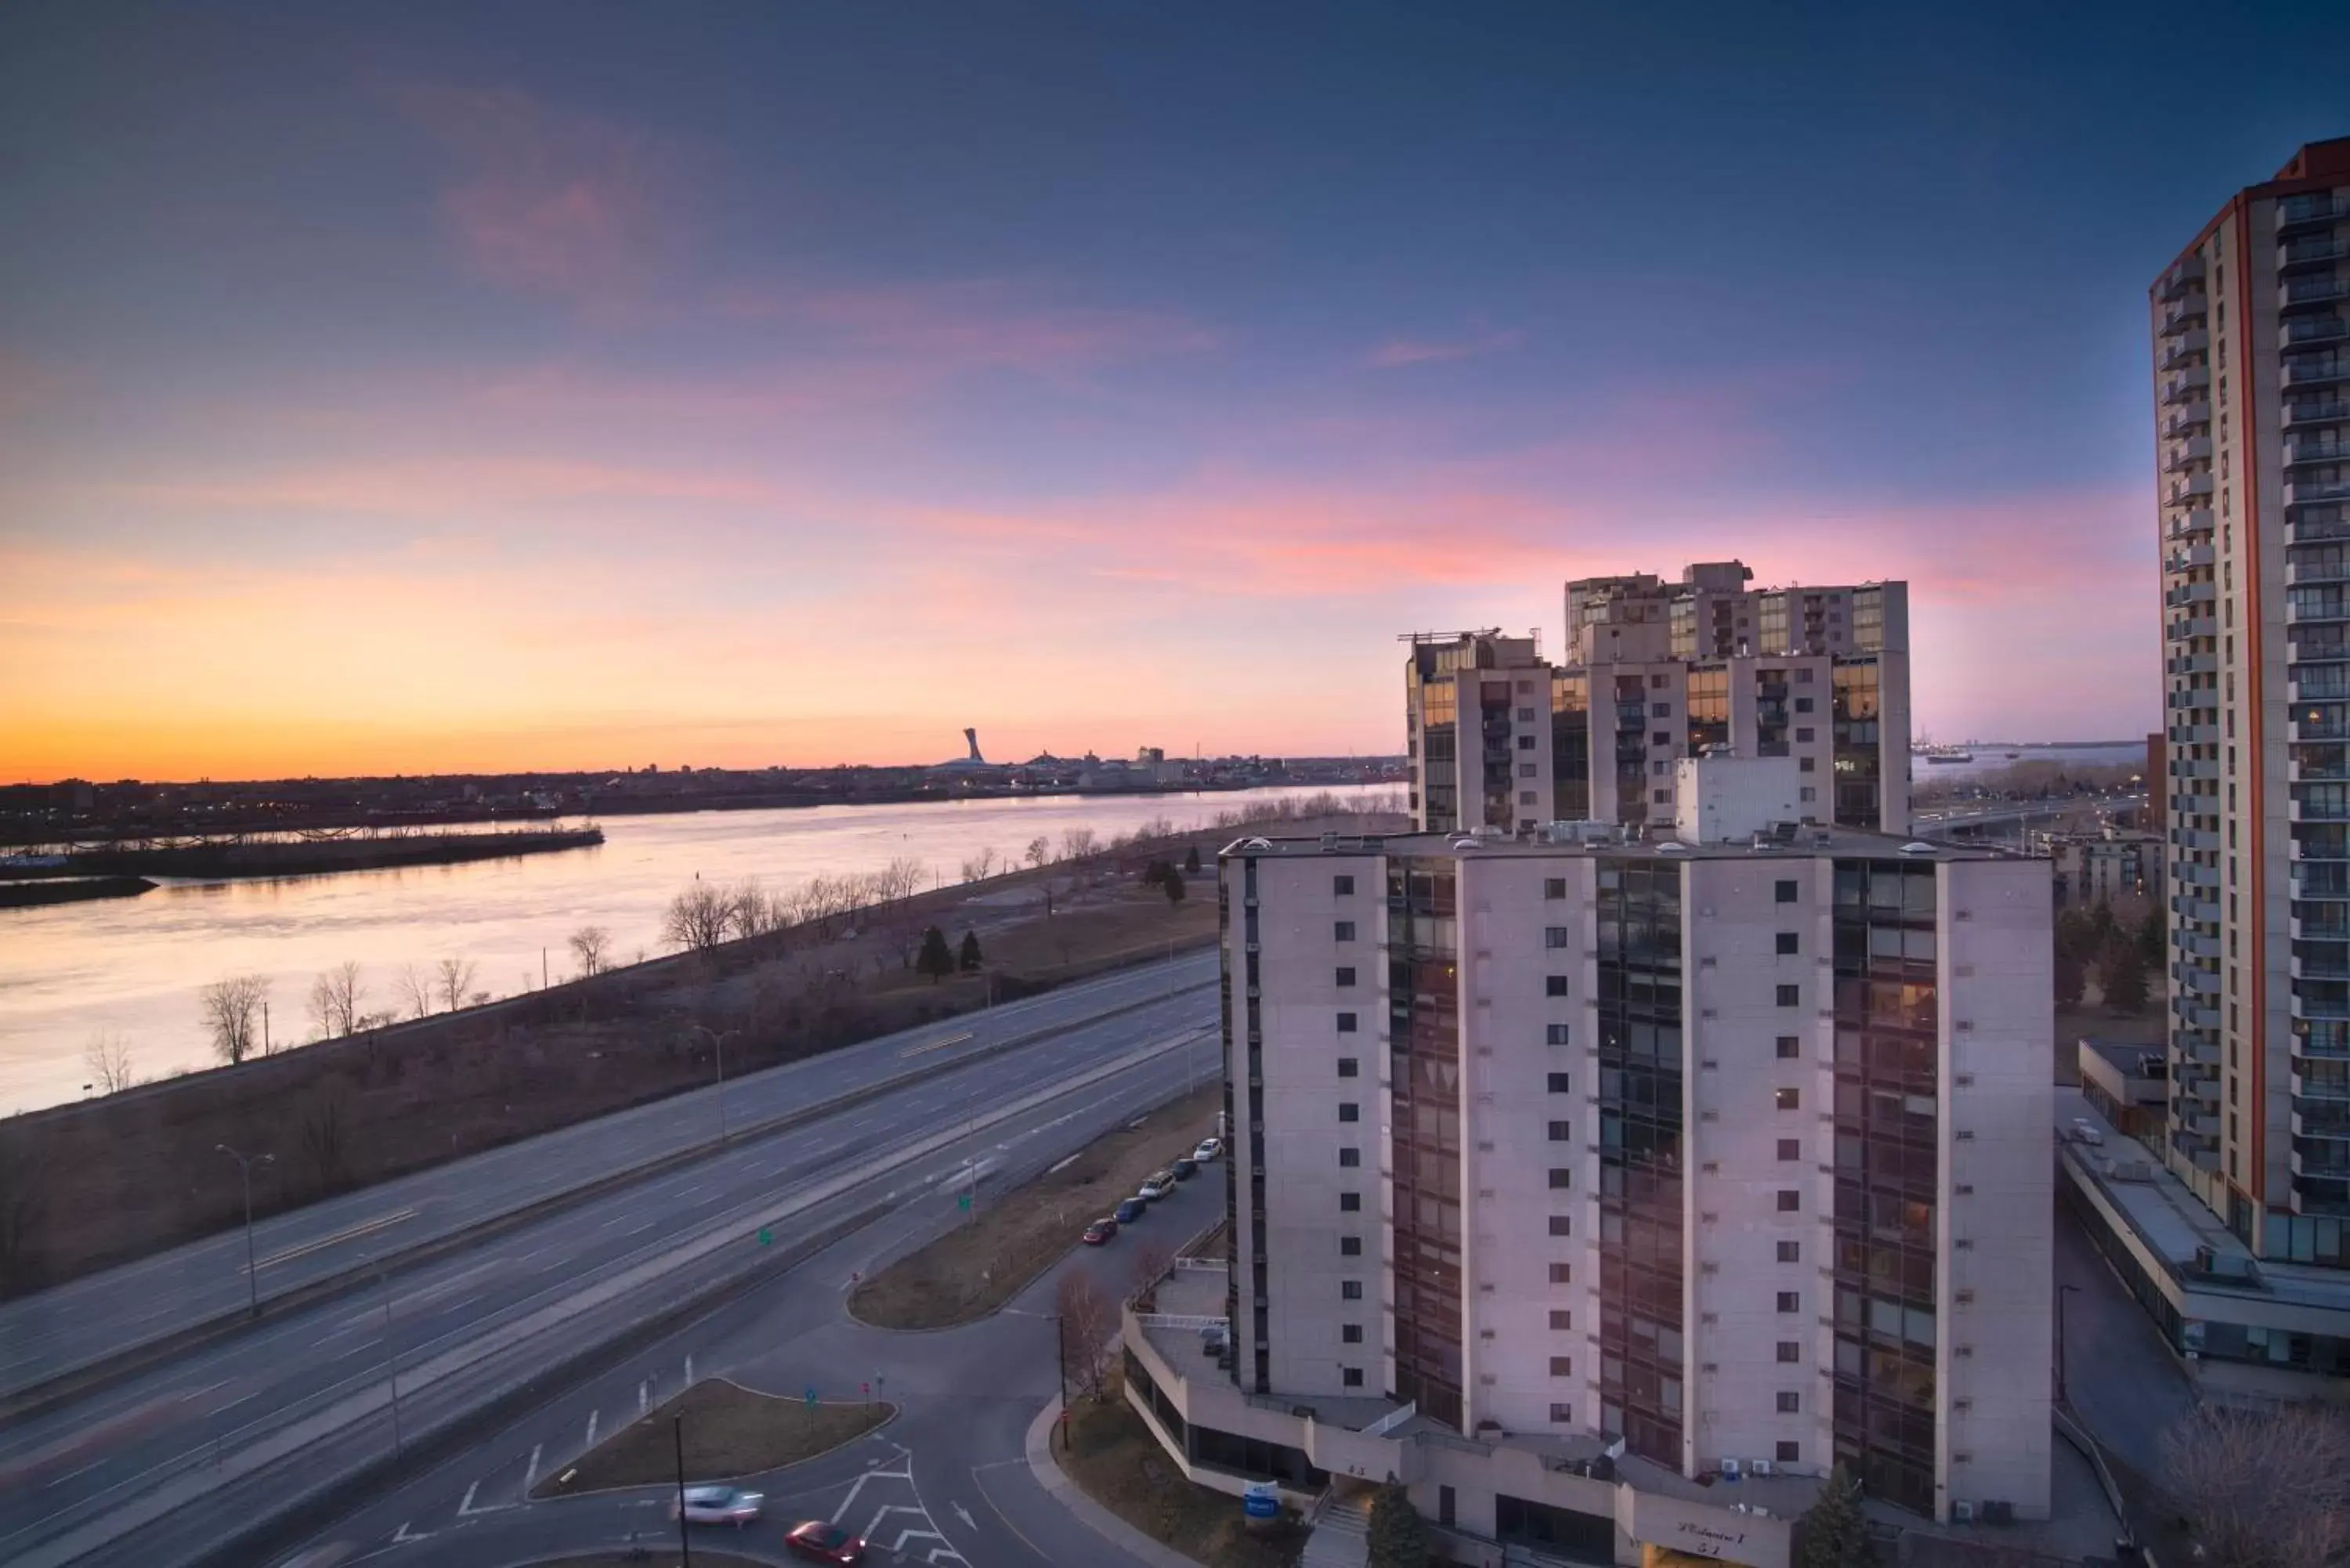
<box><xmin>1058</xmin><ymin>1365</ymin><xmax>1303</xmax><ymax>1568</ymax></box>
<box><xmin>533</xmin><ymin>1378</ymin><xmax>891</xmax><ymax>1497</ymax></box>
<box><xmin>0</xmin><ymin>804</ymin><xmax>1400</xmax><ymax>1299</ymax></box>
<box><xmin>849</xmin><ymin>1084</ymin><xmax>1222</xmax><ymax>1330</ymax></box>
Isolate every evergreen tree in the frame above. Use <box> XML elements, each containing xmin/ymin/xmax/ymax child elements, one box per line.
<box><xmin>2102</xmin><ymin>944</ymin><xmax>2149</xmax><ymax>1015</ymax></box>
<box><xmin>2055</xmin><ymin>948</ymin><xmax>2087</xmax><ymax>1010</ymax></box>
<box><xmin>916</xmin><ymin>926</ymin><xmax>955</xmax><ymax>984</ymax></box>
<box><xmin>958</xmin><ymin>929</ymin><xmax>983</xmax><ymax>971</ymax></box>
<box><xmin>1161</xmin><ymin>865</ymin><xmax>1187</xmax><ymax>905</ymax></box>
<box><xmin>1795</xmin><ymin>1464</ymin><xmax>1875</xmax><ymax>1568</ymax></box>
<box><xmin>1184</xmin><ymin>844</ymin><xmax>1202</xmax><ymax>875</ymax></box>
<box><xmin>2137</xmin><ymin>906</ymin><xmax>2164</xmax><ymax>967</ymax></box>
<box><xmin>1366</xmin><ymin>1483</ymin><xmax>1430</xmax><ymax>1568</ymax></box>
<box><xmin>2087</xmin><ymin>899</ymin><xmax>2117</xmax><ymax>951</ymax></box>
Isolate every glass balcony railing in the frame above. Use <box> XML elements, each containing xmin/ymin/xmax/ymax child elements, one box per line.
<box><xmin>2285</xmin><ymin>359</ymin><xmax>2349</xmax><ymax>390</ymax></box>
<box><xmin>2287</xmin><ymin>399</ymin><xmax>2350</xmax><ymax>430</ymax></box>
<box><xmin>2283</xmin><ymin>239</ymin><xmax>2350</xmax><ymax>271</ymax></box>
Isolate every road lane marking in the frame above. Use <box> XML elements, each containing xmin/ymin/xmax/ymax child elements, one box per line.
<box><xmin>898</xmin><ymin>1031</ymin><xmax>973</xmax><ymax>1059</ymax></box>
<box><xmin>526</xmin><ymin>1443</ymin><xmax>540</xmax><ymax>1486</ymax></box>
<box><xmin>457</xmin><ymin>1482</ymin><xmax>479</xmax><ymax>1515</ymax></box>
<box><xmin>248</xmin><ymin>1208</ymin><xmax>418</xmax><ymax>1274</ymax></box>
<box><xmin>584</xmin><ymin>1410</ymin><xmax>597</xmax><ymax>1448</ymax></box>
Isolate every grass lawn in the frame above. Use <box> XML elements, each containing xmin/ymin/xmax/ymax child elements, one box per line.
<box><xmin>1057</xmin><ymin>1367</ymin><xmax>1303</xmax><ymax>1568</ymax></box>
<box><xmin>848</xmin><ymin>1083</ymin><xmax>1221</xmax><ymax>1330</ymax></box>
<box><xmin>533</xmin><ymin>1556</ymin><xmax>766</xmax><ymax>1567</ymax></box>
<box><xmin>533</xmin><ymin>1379</ymin><xmax>891</xmax><ymax>1498</ymax></box>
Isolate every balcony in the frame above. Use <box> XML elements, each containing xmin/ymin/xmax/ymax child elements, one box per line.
<box><xmin>2282</xmin><ymin>240</ymin><xmax>2350</xmax><ymax>273</ymax></box>
<box><xmin>2164</xmin><ymin>580</ymin><xmax>2217</xmax><ymax>607</ymax></box>
<box><xmin>2287</xmin><ymin>399</ymin><xmax>2350</xmax><ymax>431</ymax></box>
<box><xmin>2163</xmin><ymin>366</ymin><xmax>2212</xmax><ymax>404</ymax></box>
<box><xmin>2286</xmin><ymin>276</ymin><xmax>2350</xmax><ymax>312</ymax></box>
<box><xmin>2167</xmin><ymin>649</ymin><xmax>2218</xmax><ymax>675</ymax></box>
<box><xmin>2171</xmin><ymin>506</ymin><xmax>2216</xmax><ymax>538</ymax></box>
<box><xmin>2294</xmin><ymin>985</ymin><xmax>2350</xmax><ymax>1022</ymax></box>
<box><xmin>2175</xmin><ymin>847</ymin><xmax>2222</xmax><ymax>874</ymax></box>
<box><xmin>2288</xmin><ymin>439</ymin><xmax>2350</xmax><ymax>468</ymax></box>
<box><xmin>2164</xmin><ymin>473</ymin><xmax>2215</xmax><ymax>508</ymax></box>
<box><xmin>2160</xmin><ymin>256</ymin><xmax>2206</xmax><ymax>299</ymax></box>
<box><xmin>2294</xmin><ymin>1069</ymin><xmax>2350</xmax><ymax>1103</ymax></box>
<box><xmin>2291</xmin><ymin>1146</ymin><xmax>2350</xmax><ymax>1179</ymax></box>
<box><xmin>2170</xmin><ymin>724</ymin><xmax>2218</xmax><ymax>750</ymax></box>
<box><xmin>2164</xmin><ymin>435</ymin><xmax>2214</xmax><ymax>472</ymax></box>
<box><xmin>2159</xmin><ymin>294</ymin><xmax>2208</xmax><ymax>334</ymax></box>
<box><xmin>2278</xmin><ymin>195</ymin><xmax>2348</xmax><ymax>234</ymax></box>
<box><xmin>2294</xmin><ymin>1104</ymin><xmax>2350</xmax><ymax>1140</ymax></box>
<box><xmin>2176</xmin><ymin>895</ymin><xmax>2221</xmax><ymax>924</ymax></box>
<box><xmin>2160</xmin><ymin>331</ymin><xmax>2211</xmax><ymax>371</ymax></box>
<box><xmin>2290</xmin><ymin>556</ymin><xmax>2350</xmax><ymax>586</ymax></box>
<box><xmin>2293</xmin><ymin>1026</ymin><xmax>2350</xmax><ymax>1060</ymax></box>
<box><xmin>2285</xmin><ymin>316</ymin><xmax>2350</xmax><ymax>351</ymax></box>
<box><xmin>2294</xmin><ymin>862</ymin><xmax>2350</xmax><ymax>898</ymax></box>
<box><xmin>2293</xmin><ymin>514</ymin><xmax>2350</xmax><ymax>546</ymax></box>
<box><xmin>2162</xmin><ymin>403</ymin><xmax>2212</xmax><ymax>439</ymax></box>
<box><xmin>2285</xmin><ymin>358</ymin><xmax>2349</xmax><ymax>391</ymax></box>
<box><xmin>2288</xmin><ymin>479</ymin><xmax>2350</xmax><ymax>509</ymax></box>
<box><xmin>2167</xmin><ymin>616</ymin><xmax>2217</xmax><ymax>642</ymax></box>
<box><xmin>2167</xmin><ymin>542</ymin><xmax>2216</xmax><ymax>572</ymax></box>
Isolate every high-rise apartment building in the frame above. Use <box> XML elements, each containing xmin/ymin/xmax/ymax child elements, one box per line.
<box><xmin>1406</xmin><ymin>563</ymin><xmax>1911</xmax><ymax>839</ymax></box>
<box><xmin>1118</xmin><ymin>762</ymin><xmax>2052</xmax><ymax>1552</ymax></box>
<box><xmin>2153</xmin><ymin>137</ymin><xmax>2350</xmax><ymax>1258</ymax></box>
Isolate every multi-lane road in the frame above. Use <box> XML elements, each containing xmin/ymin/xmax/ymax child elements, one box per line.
<box><xmin>0</xmin><ymin>954</ymin><xmax>1219</xmax><ymax>1568</ymax></box>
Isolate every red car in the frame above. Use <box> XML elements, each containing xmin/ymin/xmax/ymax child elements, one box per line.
<box><xmin>1082</xmin><ymin>1217</ymin><xmax>1118</xmax><ymax>1245</ymax></box>
<box><xmin>784</xmin><ymin>1519</ymin><xmax>867</xmax><ymax>1563</ymax></box>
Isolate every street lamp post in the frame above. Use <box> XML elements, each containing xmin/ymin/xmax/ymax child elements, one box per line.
<box><xmin>2055</xmin><ymin>1283</ymin><xmax>2081</xmax><ymax>1407</ymax></box>
<box><xmin>674</xmin><ymin>1412</ymin><xmax>692</xmax><ymax>1567</ymax></box>
<box><xmin>215</xmin><ymin>1144</ymin><xmax>273</xmax><ymax>1318</ymax></box>
<box><xmin>687</xmin><ymin>1025</ymin><xmax>740</xmax><ymax>1145</ymax></box>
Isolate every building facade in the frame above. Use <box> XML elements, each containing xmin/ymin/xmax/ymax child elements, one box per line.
<box><xmin>1406</xmin><ymin>565</ymin><xmax>1911</xmax><ymax>840</ymax></box>
<box><xmin>1170</xmin><ymin>787</ymin><xmax>2052</xmax><ymax>1544</ymax></box>
<box><xmin>2153</xmin><ymin>137</ymin><xmax>2350</xmax><ymax>1260</ymax></box>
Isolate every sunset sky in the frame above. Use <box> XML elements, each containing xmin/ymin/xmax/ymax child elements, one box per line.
<box><xmin>3</xmin><ymin>3</ymin><xmax>2345</xmax><ymax>782</ymax></box>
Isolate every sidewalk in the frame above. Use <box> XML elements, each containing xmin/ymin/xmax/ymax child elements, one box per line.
<box><xmin>1022</xmin><ymin>1396</ymin><xmax>1204</xmax><ymax>1568</ymax></box>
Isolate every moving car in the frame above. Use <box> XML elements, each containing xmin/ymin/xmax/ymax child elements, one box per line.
<box><xmin>1192</xmin><ymin>1136</ymin><xmax>1223</xmax><ymax>1162</ymax></box>
<box><xmin>1137</xmin><ymin>1171</ymin><xmax>1176</xmax><ymax>1202</ymax></box>
<box><xmin>1170</xmin><ymin>1156</ymin><xmax>1198</xmax><ymax>1181</ymax></box>
<box><xmin>1115</xmin><ymin>1196</ymin><xmax>1148</xmax><ymax>1223</ymax></box>
<box><xmin>674</xmin><ymin>1485</ymin><xmax>764</xmax><ymax>1526</ymax></box>
<box><xmin>1082</xmin><ymin>1216</ymin><xmax>1118</xmax><ymax>1245</ymax></box>
<box><xmin>784</xmin><ymin>1520</ymin><xmax>868</xmax><ymax>1563</ymax></box>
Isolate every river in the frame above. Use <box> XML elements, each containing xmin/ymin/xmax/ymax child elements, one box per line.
<box><xmin>0</xmin><ymin>784</ymin><xmax>1394</xmax><ymax>1114</ymax></box>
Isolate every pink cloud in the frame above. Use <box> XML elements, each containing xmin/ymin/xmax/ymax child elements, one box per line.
<box><xmin>88</xmin><ymin>456</ymin><xmax>784</xmax><ymax>516</ymax></box>
<box><xmin>1365</xmin><ymin>323</ymin><xmax>1524</xmax><ymax>370</ymax></box>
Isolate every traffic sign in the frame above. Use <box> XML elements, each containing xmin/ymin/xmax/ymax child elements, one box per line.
<box><xmin>804</xmin><ymin>1386</ymin><xmax>818</xmax><ymax>1408</ymax></box>
<box><xmin>757</xmin><ymin>1227</ymin><xmax>772</xmax><ymax>1246</ymax></box>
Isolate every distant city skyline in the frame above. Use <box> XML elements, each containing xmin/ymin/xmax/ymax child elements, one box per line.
<box><xmin>2</xmin><ymin>4</ymin><xmax>2345</xmax><ymax>782</ymax></box>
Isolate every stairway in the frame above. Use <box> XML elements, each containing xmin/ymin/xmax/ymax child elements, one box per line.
<box><xmin>1300</xmin><ymin>1494</ymin><xmax>1373</xmax><ymax>1568</ymax></box>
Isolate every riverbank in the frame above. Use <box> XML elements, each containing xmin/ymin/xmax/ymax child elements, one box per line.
<box><xmin>56</xmin><ymin>826</ymin><xmax>603</xmax><ymax>880</ymax></box>
<box><xmin>0</xmin><ymin>876</ymin><xmax>154</xmax><ymax>909</ymax></box>
<box><xmin>0</xmin><ymin>805</ymin><xmax>1402</xmax><ymax>1296</ymax></box>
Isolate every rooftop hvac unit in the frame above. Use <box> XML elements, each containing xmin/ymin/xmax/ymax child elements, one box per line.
<box><xmin>1719</xmin><ymin>1458</ymin><xmax>1741</xmax><ymax>1479</ymax></box>
<box><xmin>1953</xmin><ymin>1501</ymin><xmax>1976</xmax><ymax>1523</ymax></box>
<box><xmin>1750</xmin><ymin>1458</ymin><xmax>1773</xmax><ymax>1476</ymax></box>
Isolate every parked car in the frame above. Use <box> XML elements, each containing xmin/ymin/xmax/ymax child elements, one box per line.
<box><xmin>674</xmin><ymin>1485</ymin><xmax>763</xmax><ymax>1526</ymax></box>
<box><xmin>1170</xmin><ymin>1156</ymin><xmax>1198</xmax><ymax>1181</ymax></box>
<box><xmin>1083</xmin><ymin>1217</ymin><xmax>1119</xmax><ymax>1245</ymax></box>
<box><xmin>1192</xmin><ymin>1136</ymin><xmax>1224</xmax><ymax>1162</ymax></box>
<box><xmin>1115</xmin><ymin>1196</ymin><xmax>1148</xmax><ymax>1223</ymax></box>
<box><xmin>784</xmin><ymin>1519</ymin><xmax>868</xmax><ymax>1563</ymax></box>
<box><xmin>1137</xmin><ymin>1171</ymin><xmax>1176</xmax><ymax>1201</ymax></box>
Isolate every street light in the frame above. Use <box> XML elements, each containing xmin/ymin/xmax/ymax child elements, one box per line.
<box><xmin>2055</xmin><ymin>1283</ymin><xmax>2082</xmax><ymax>1407</ymax></box>
<box><xmin>215</xmin><ymin>1144</ymin><xmax>273</xmax><ymax>1318</ymax></box>
<box><xmin>687</xmin><ymin>1025</ymin><xmax>740</xmax><ymax>1145</ymax></box>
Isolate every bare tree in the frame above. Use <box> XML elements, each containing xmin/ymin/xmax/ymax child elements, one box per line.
<box><xmin>435</xmin><ymin>956</ymin><xmax>479</xmax><ymax>1013</ymax></box>
<box><xmin>1056</xmin><ymin>1268</ymin><xmax>1115</xmax><ymax>1403</ymax></box>
<box><xmin>2164</xmin><ymin>1404</ymin><xmax>2350</xmax><ymax>1567</ymax></box>
<box><xmin>662</xmin><ymin>881</ymin><xmax>736</xmax><ymax>952</ymax></box>
<box><xmin>83</xmin><ymin>1031</ymin><xmax>136</xmax><ymax>1094</ymax></box>
<box><xmin>396</xmin><ymin>963</ymin><xmax>433</xmax><ymax>1021</ymax></box>
<box><xmin>568</xmin><ymin>924</ymin><xmax>613</xmax><ymax>978</ymax></box>
<box><xmin>307</xmin><ymin>960</ymin><xmax>364</xmax><ymax>1039</ymax></box>
<box><xmin>1025</xmin><ymin>836</ymin><xmax>1052</xmax><ymax>870</ymax></box>
<box><xmin>200</xmin><ymin>974</ymin><xmax>269</xmax><ymax>1064</ymax></box>
<box><xmin>296</xmin><ymin>1086</ymin><xmax>351</xmax><ymax>1193</ymax></box>
<box><xmin>959</xmin><ymin>846</ymin><xmax>998</xmax><ymax>884</ymax></box>
<box><xmin>1128</xmin><ymin>1240</ymin><xmax>1175</xmax><ymax>1305</ymax></box>
<box><xmin>1060</xmin><ymin>826</ymin><xmax>1097</xmax><ymax>863</ymax></box>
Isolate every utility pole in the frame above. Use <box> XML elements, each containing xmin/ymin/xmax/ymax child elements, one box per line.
<box><xmin>688</xmin><ymin>1025</ymin><xmax>739</xmax><ymax>1145</ymax></box>
<box><xmin>215</xmin><ymin>1144</ymin><xmax>272</xmax><ymax>1317</ymax></box>
<box><xmin>261</xmin><ymin>999</ymin><xmax>270</xmax><ymax>1057</ymax></box>
<box><xmin>674</xmin><ymin>1413</ymin><xmax>692</xmax><ymax>1566</ymax></box>
<box><xmin>381</xmin><ymin>1266</ymin><xmax>403</xmax><ymax>1456</ymax></box>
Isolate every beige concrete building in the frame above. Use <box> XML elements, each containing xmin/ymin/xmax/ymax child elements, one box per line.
<box><xmin>2151</xmin><ymin>136</ymin><xmax>2350</xmax><ymax>1266</ymax></box>
<box><xmin>1123</xmin><ymin>763</ymin><xmax>2054</xmax><ymax>1556</ymax></box>
<box><xmin>1406</xmin><ymin>565</ymin><xmax>1911</xmax><ymax>840</ymax></box>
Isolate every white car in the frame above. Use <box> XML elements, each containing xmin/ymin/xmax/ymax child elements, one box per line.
<box><xmin>674</xmin><ymin>1485</ymin><xmax>765</xmax><ymax>1526</ymax></box>
<box><xmin>1192</xmin><ymin>1136</ymin><xmax>1223</xmax><ymax>1163</ymax></box>
<box><xmin>1137</xmin><ymin>1172</ymin><xmax>1175</xmax><ymax>1202</ymax></box>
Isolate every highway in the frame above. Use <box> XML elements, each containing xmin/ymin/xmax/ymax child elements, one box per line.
<box><xmin>0</xmin><ymin>955</ymin><xmax>1220</xmax><ymax>1568</ymax></box>
<box><xmin>0</xmin><ymin>950</ymin><xmax>1216</xmax><ymax>1404</ymax></box>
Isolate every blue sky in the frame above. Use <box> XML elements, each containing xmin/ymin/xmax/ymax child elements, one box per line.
<box><xmin>1</xmin><ymin>2</ymin><xmax>2344</xmax><ymax>778</ymax></box>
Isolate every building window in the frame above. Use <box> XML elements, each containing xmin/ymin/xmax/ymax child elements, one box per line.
<box><xmin>1549</xmin><ymin>1356</ymin><xmax>1574</xmax><ymax>1377</ymax></box>
<box><xmin>1342</xmin><ymin>1281</ymin><xmax>1363</xmax><ymax>1300</ymax></box>
<box><xmin>1777</xmin><ymin>1342</ymin><xmax>1801</xmax><ymax>1364</ymax></box>
<box><xmin>1549</xmin><ymin>1310</ymin><xmax>1573</xmax><ymax>1330</ymax></box>
<box><xmin>1550</xmin><ymin>1403</ymin><xmax>1574</xmax><ymax>1423</ymax></box>
<box><xmin>1549</xmin><ymin>1263</ymin><xmax>1573</xmax><ymax>1284</ymax></box>
<box><xmin>1777</xmin><ymin>1391</ymin><xmax>1800</xmax><ymax>1414</ymax></box>
<box><xmin>1545</xmin><ymin>927</ymin><xmax>1571</xmax><ymax>948</ymax></box>
<box><xmin>1549</xmin><ymin>1215</ymin><xmax>1572</xmax><ymax>1236</ymax></box>
<box><xmin>1518</xmin><ymin>707</ymin><xmax>1535</xmax><ymax>723</ymax></box>
<box><xmin>1774</xmin><ymin>880</ymin><xmax>1799</xmax><ymax>903</ymax></box>
<box><xmin>1795</xmin><ymin>668</ymin><xmax>1813</xmax><ymax>683</ymax></box>
<box><xmin>1547</xmin><ymin>974</ymin><xmax>1569</xmax><ymax>996</ymax></box>
<box><xmin>1799</xmin><ymin>756</ymin><xmax>1816</xmax><ymax>773</ymax></box>
<box><xmin>1546</xmin><ymin>1023</ymin><xmax>1571</xmax><ymax>1045</ymax></box>
<box><xmin>1776</xmin><ymin>1086</ymin><xmax>1801</xmax><ymax>1111</ymax></box>
<box><xmin>1799</xmin><ymin>786</ymin><xmax>1817</xmax><ymax>804</ymax></box>
<box><xmin>1776</xmin><ymin>931</ymin><xmax>1799</xmax><ymax>955</ymax></box>
<box><xmin>1334</xmin><ymin>875</ymin><xmax>1354</xmax><ymax>895</ymax></box>
<box><xmin>1519</xmin><ymin>764</ymin><xmax>1536</xmax><ymax>779</ymax></box>
<box><xmin>1343</xmin><ymin>1324</ymin><xmax>1363</xmax><ymax>1344</ymax></box>
<box><xmin>1339</xmin><ymin>1103</ymin><xmax>1360</xmax><ymax>1122</ymax></box>
<box><xmin>1340</xmin><ymin>1147</ymin><xmax>1361</xmax><ymax>1167</ymax></box>
<box><xmin>1338</xmin><ymin>1011</ymin><xmax>1358</xmax><ymax>1032</ymax></box>
<box><xmin>1777</xmin><ymin>1190</ymin><xmax>1801</xmax><ymax>1212</ymax></box>
<box><xmin>1652</xmin><ymin>732</ymin><xmax>1671</xmax><ymax>747</ymax></box>
<box><xmin>1341</xmin><ymin>1236</ymin><xmax>1363</xmax><ymax>1256</ymax></box>
<box><xmin>1778</xmin><ymin>1137</ymin><xmax>1801</xmax><ymax>1162</ymax></box>
<box><xmin>1544</xmin><ymin>877</ymin><xmax>1567</xmax><ymax>899</ymax></box>
<box><xmin>1547</xmin><ymin>1071</ymin><xmax>1571</xmax><ymax>1093</ymax></box>
<box><xmin>1549</xmin><ymin>1168</ymin><xmax>1573</xmax><ymax>1189</ymax></box>
<box><xmin>1775</xmin><ymin>1035</ymin><xmax>1799</xmax><ymax>1059</ymax></box>
<box><xmin>1777</xmin><ymin>1291</ymin><xmax>1800</xmax><ymax>1313</ymax></box>
<box><xmin>1336</xmin><ymin>966</ymin><xmax>1357</xmax><ymax>987</ymax></box>
<box><xmin>1334</xmin><ymin>920</ymin><xmax>1357</xmax><ymax>941</ymax></box>
<box><xmin>1777</xmin><ymin>1240</ymin><xmax>1801</xmax><ymax>1263</ymax></box>
<box><xmin>1795</xmin><ymin>727</ymin><xmax>1815</xmax><ymax>743</ymax></box>
<box><xmin>1549</xmin><ymin>1120</ymin><xmax>1572</xmax><ymax>1140</ymax></box>
<box><xmin>1340</xmin><ymin>1191</ymin><xmax>1361</xmax><ymax>1212</ymax></box>
<box><xmin>1518</xmin><ymin>735</ymin><xmax>1536</xmax><ymax>750</ymax></box>
<box><xmin>1652</xmin><ymin>789</ymin><xmax>1672</xmax><ymax>805</ymax></box>
<box><xmin>1777</xmin><ymin>1440</ymin><xmax>1800</xmax><ymax>1463</ymax></box>
<box><xmin>1776</xmin><ymin>984</ymin><xmax>1801</xmax><ymax>1007</ymax></box>
<box><xmin>1795</xmin><ymin>696</ymin><xmax>1814</xmax><ymax>713</ymax></box>
<box><xmin>1338</xmin><ymin>1057</ymin><xmax>1359</xmax><ymax>1078</ymax></box>
<box><xmin>1343</xmin><ymin>1367</ymin><xmax>1365</xmax><ymax>1387</ymax></box>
